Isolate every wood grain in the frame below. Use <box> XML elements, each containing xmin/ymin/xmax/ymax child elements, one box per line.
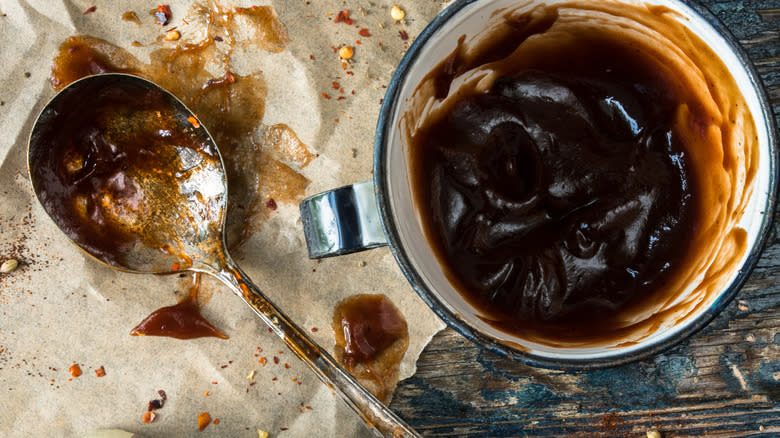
<box><xmin>391</xmin><ymin>1</ymin><xmax>780</xmax><ymax>436</ymax></box>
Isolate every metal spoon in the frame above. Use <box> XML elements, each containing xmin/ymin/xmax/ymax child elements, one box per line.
<box><xmin>28</xmin><ymin>73</ymin><xmax>419</xmax><ymax>438</ymax></box>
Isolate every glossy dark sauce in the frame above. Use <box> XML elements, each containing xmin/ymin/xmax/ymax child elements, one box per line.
<box><xmin>332</xmin><ymin>294</ymin><xmax>409</xmax><ymax>401</ymax></box>
<box><xmin>131</xmin><ymin>273</ymin><xmax>228</xmax><ymax>339</ymax></box>
<box><xmin>30</xmin><ymin>77</ymin><xmax>219</xmax><ymax>268</ymax></box>
<box><xmin>44</xmin><ymin>4</ymin><xmax>315</xmax><ymax>340</ymax></box>
<box><xmin>411</xmin><ymin>25</ymin><xmax>701</xmax><ymax>339</ymax></box>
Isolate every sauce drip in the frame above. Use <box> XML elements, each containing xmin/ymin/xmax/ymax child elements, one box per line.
<box><xmin>131</xmin><ymin>273</ymin><xmax>228</xmax><ymax>339</ymax></box>
<box><xmin>332</xmin><ymin>294</ymin><xmax>409</xmax><ymax>401</ymax></box>
<box><xmin>409</xmin><ymin>6</ymin><xmax>706</xmax><ymax>341</ymax></box>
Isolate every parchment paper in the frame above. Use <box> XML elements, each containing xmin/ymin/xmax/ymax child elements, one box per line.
<box><xmin>0</xmin><ymin>1</ymin><xmax>447</xmax><ymax>436</ymax></box>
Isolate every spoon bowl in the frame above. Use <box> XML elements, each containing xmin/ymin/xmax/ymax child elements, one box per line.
<box><xmin>28</xmin><ymin>73</ymin><xmax>418</xmax><ymax>438</ymax></box>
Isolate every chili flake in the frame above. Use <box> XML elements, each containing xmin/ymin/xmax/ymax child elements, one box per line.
<box><xmin>334</xmin><ymin>10</ymin><xmax>353</xmax><ymax>25</ymax></box>
<box><xmin>68</xmin><ymin>364</ymin><xmax>82</xmax><ymax>378</ymax></box>
<box><xmin>155</xmin><ymin>5</ymin><xmax>172</xmax><ymax>26</ymax></box>
<box><xmin>197</xmin><ymin>411</ymin><xmax>212</xmax><ymax>431</ymax></box>
<box><xmin>83</xmin><ymin>6</ymin><xmax>97</xmax><ymax>15</ymax></box>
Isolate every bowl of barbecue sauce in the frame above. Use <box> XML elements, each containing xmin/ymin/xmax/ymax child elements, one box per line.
<box><xmin>372</xmin><ymin>0</ymin><xmax>777</xmax><ymax>367</ymax></box>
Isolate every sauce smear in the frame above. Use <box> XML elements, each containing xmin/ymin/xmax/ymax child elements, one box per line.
<box><xmin>131</xmin><ymin>274</ymin><xmax>228</xmax><ymax>340</ymax></box>
<box><xmin>332</xmin><ymin>294</ymin><xmax>408</xmax><ymax>401</ymax></box>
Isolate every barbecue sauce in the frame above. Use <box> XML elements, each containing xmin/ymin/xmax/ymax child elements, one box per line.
<box><xmin>406</xmin><ymin>3</ymin><xmax>758</xmax><ymax>343</ymax></box>
<box><xmin>332</xmin><ymin>294</ymin><xmax>409</xmax><ymax>401</ymax></box>
<box><xmin>45</xmin><ymin>3</ymin><xmax>314</xmax><ymax>340</ymax></box>
<box><xmin>131</xmin><ymin>273</ymin><xmax>228</xmax><ymax>339</ymax></box>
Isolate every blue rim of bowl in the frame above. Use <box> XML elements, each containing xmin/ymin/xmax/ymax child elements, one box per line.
<box><xmin>373</xmin><ymin>0</ymin><xmax>778</xmax><ymax>370</ymax></box>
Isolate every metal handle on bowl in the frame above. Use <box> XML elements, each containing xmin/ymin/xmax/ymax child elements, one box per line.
<box><xmin>300</xmin><ymin>180</ymin><xmax>387</xmax><ymax>258</ymax></box>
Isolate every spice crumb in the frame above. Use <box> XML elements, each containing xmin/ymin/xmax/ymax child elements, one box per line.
<box><xmin>164</xmin><ymin>30</ymin><xmax>181</xmax><ymax>41</ymax></box>
<box><xmin>334</xmin><ymin>10</ymin><xmax>353</xmax><ymax>25</ymax></box>
<box><xmin>391</xmin><ymin>5</ymin><xmax>405</xmax><ymax>22</ymax></box>
<box><xmin>1</xmin><ymin>259</ymin><xmax>19</xmax><ymax>273</ymax></box>
<box><xmin>399</xmin><ymin>30</ymin><xmax>409</xmax><ymax>41</ymax></box>
<box><xmin>68</xmin><ymin>364</ymin><xmax>82</xmax><ymax>378</ymax></box>
<box><xmin>197</xmin><ymin>411</ymin><xmax>212</xmax><ymax>431</ymax></box>
<box><xmin>95</xmin><ymin>366</ymin><xmax>106</xmax><ymax>377</ymax></box>
<box><xmin>154</xmin><ymin>5</ymin><xmax>172</xmax><ymax>26</ymax></box>
<box><xmin>339</xmin><ymin>45</ymin><xmax>354</xmax><ymax>60</ymax></box>
<box><xmin>265</xmin><ymin>198</ymin><xmax>277</xmax><ymax>210</ymax></box>
<box><xmin>142</xmin><ymin>411</ymin><xmax>156</xmax><ymax>423</ymax></box>
<box><xmin>149</xmin><ymin>399</ymin><xmax>163</xmax><ymax>411</ymax></box>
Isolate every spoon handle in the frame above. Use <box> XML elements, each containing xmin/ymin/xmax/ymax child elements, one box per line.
<box><xmin>214</xmin><ymin>262</ymin><xmax>421</xmax><ymax>438</ymax></box>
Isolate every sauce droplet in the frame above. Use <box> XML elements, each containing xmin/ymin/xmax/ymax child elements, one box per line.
<box><xmin>332</xmin><ymin>294</ymin><xmax>408</xmax><ymax>401</ymax></box>
<box><xmin>131</xmin><ymin>273</ymin><xmax>228</xmax><ymax>340</ymax></box>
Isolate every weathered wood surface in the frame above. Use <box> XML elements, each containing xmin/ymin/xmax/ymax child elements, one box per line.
<box><xmin>391</xmin><ymin>1</ymin><xmax>780</xmax><ymax>436</ymax></box>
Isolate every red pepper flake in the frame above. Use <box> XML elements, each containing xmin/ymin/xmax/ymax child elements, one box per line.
<box><xmin>273</xmin><ymin>356</ymin><xmax>279</xmax><ymax>364</ymax></box>
<box><xmin>399</xmin><ymin>30</ymin><xmax>409</xmax><ymax>41</ymax></box>
<box><xmin>187</xmin><ymin>116</ymin><xmax>200</xmax><ymax>128</ymax></box>
<box><xmin>321</xmin><ymin>93</ymin><xmax>331</xmax><ymax>100</ymax></box>
<box><xmin>158</xmin><ymin>389</ymin><xmax>167</xmax><ymax>401</ymax></box>
<box><xmin>309</xmin><ymin>54</ymin><xmax>315</xmax><ymax>60</ymax></box>
<box><xmin>148</xmin><ymin>399</ymin><xmax>163</xmax><ymax>411</ymax></box>
<box><xmin>359</xmin><ymin>28</ymin><xmax>371</xmax><ymax>37</ymax></box>
<box><xmin>265</xmin><ymin>198</ymin><xmax>277</xmax><ymax>210</ymax></box>
<box><xmin>171</xmin><ymin>262</ymin><xmax>180</xmax><ymax>271</ymax></box>
<box><xmin>259</xmin><ymin>357</ymin><xmax>267</xmax><ymax>366</ymax></box>
<box><xmin>155</xmin><ymin>5</ymin><xmax>172</xmax><ymax>26</ymax></box>
<box><xmin>83</xmin><ymin>6</ymin><xmax>97</xmax><ymax>15</ymax></box>
<box><xmin>311</xmin><ymin>327</ymin><xmax>318</xmax><ymax>332</ymax></box>
<box><xmin>95</xmin><ymin>366</ymin><xmax>106</xmax><ymax>377</ymax></box>
<box><xmin>334</xmin><ymin>10</ymin><xmax>353</xmax><ymax>25</ymax></box>
<box><xmin>213</xmin><ymin>418</ymin><xmax>220</xmax><ymax>425</ymax></box>
<box><xmin>213</xmin><ymin>36</ymin><xmax>223</xmax><ymax>42</ymax></box>
<box><xmin>280</xmin><ymin>427</ymin><xmax>289</xmax><ymax>431</ymax></box>
<box><xmin>69</xmin><ymin>364</ymin><xmax>82</xmax><ymax>378</ymax></box>
<box><xmin>284</xmin><ymin>363</ymin><xmax>290</xmax><ymax>369</ymax></box>
<box><xmin>332</xmin><ymin>81</ymin><xmax>340</xmax><ymax>90</ymax></box>
<box><xmin>142</xmin><ymin>411</ymin><xmax>156</xmax><ymax>423</ymax></box>
<box><xmin>197</xmin><ymin>411</ymin><xmax>212</xmax><ymax>431</ymax></box>
<box><xmin>336</xmin><ymin>96</ymin><xmax>346</xmax><ymax>101</ymax></box>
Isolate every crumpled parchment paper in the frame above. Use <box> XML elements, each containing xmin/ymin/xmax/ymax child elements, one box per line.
<box><xmin>0</xmin><ymin>1</ymin><xmax>446</xmax><ymax>436</ymax></box>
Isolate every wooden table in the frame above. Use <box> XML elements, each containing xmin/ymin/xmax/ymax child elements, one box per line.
<box><xmin>391</xmin><ymin>1</ymin><xmax>780</xmax><ymax>436</ymax></box>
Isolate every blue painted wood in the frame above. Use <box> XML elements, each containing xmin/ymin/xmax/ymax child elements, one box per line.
<box><xmin>391</xmin><ymin>1</ymin><xmax>780</xmax><ymax>436</ymax></box>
